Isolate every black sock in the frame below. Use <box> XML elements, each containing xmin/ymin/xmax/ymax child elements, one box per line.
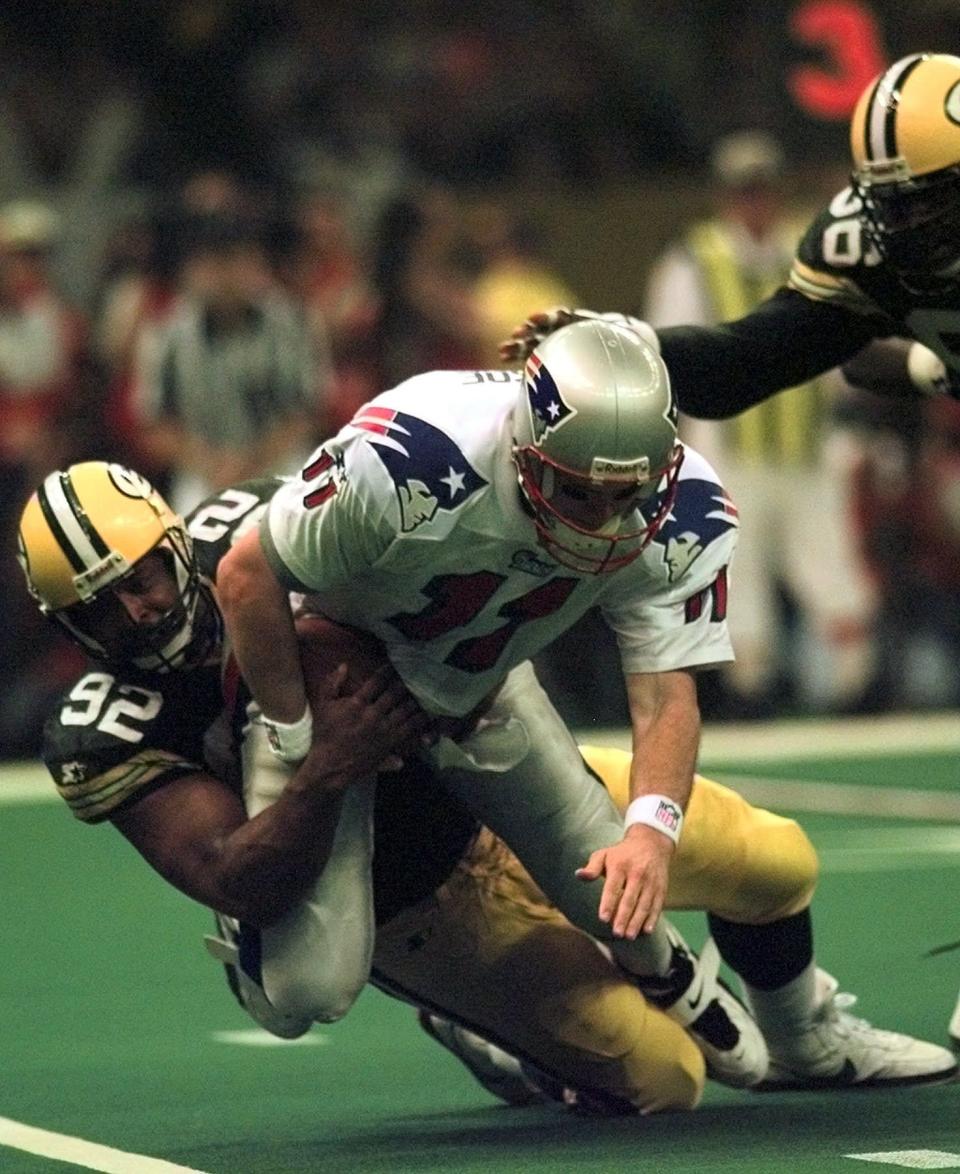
<box><xmin>708</xmin><ymin>907</ymin><xmax>813</xmax><ymax>991</ymax></box>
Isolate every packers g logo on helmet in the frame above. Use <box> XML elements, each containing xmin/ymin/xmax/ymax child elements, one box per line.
<box><xmin>107</xmin><ymin>464</ymin><xmax>155</xmax><ymax>500</ymax></box>
<box><xmin>851</xmin><ymin>53</ymin><xmax>960</xmax><ymax>283</ymax></box>
<box><xmin>17</xmin><ymin>461</ymin><xmax>208</xmax><ymax>671</ymax></box>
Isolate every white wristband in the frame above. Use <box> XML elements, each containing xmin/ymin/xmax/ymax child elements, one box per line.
<box><xmin>624</xmin><ymin>794</ymin><xmax>683</xmax><ymax>845</ymax></box>
<box><xmin>259</xmin><ymin>705</ymin><xmax>313</xmax><ymax>763</ymax></box>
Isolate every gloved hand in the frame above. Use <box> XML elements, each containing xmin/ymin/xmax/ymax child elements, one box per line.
<box><xmin>908</xmin><ymin>342</ymin><xmax>960</xmax><ymax>399</ymax></box>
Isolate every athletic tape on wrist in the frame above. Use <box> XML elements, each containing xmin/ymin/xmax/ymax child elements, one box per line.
<box><xmin>260</xmin><ymin>706</ymin><xmax>313</xmax><ymax>763</ymax></box>
<box><xmin>623</xmin><ymin>793</ymin><xmax>683</xmax><ymax>845</ymax></box>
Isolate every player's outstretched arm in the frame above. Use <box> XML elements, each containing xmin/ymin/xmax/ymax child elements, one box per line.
<box><xmin>576</xmin><ymin>669</ymin><xmax>698</xmax><ymax>941</ymax></box>
<box><xmin>217</xmin><ymin>525</ymin><xmax>313</xmax><ymax>761</ymax></box>
<box><xmin>499</xmin><ymin>292</ymin><xmax>883</xmax><ymax>419</ymax></box>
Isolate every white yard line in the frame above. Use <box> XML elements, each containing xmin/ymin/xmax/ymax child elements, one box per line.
<box><xmin>712</xmin><ymin>776</ymin><xmax>960</xmax><ymax>822</ymax></box>
<box><xmin>0</xmin><ymin>1115</ymin><xmax>208</xmax><ymax>1174</ymax></box>
<box><xmin>847</xmin><ymin>1153</ymin><xmax>960</xmax><ymax>1170</ymax></box>
<box><xmin>582</xmin><ymin>710</ymin><xmax>960</xmax><ymax>763</ymax></box>
<box><xmin>210</xmin><ymin>1028</ymin><xmax>327</xmax><ymax>1046</ymax></box>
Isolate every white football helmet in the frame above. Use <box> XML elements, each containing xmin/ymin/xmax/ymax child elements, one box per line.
<box><xmin>17</xmin><ymin>461</ymin><xmax>216</xmax><ymax>671</ymax></box>
<box><xmin>512</xmin><ymin>319</ymin><xmax>682</xmax><ymax>573</ymax></box>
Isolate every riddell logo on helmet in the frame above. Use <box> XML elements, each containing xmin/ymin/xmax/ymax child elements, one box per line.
<box><xmin>73</xmin><ymin>550</ymin><xmax>129</xmax><ymax>600</ymax></box>
<box><xmin>591</xmin><ymin>456</ymin><xmax>650</xmax><ymax>479</ymax></box>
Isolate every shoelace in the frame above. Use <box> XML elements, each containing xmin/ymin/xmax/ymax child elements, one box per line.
<box><xmin>817</xmin><ymin>990</ymin><xmax>871</xmax><ymax>1040</ymax></box>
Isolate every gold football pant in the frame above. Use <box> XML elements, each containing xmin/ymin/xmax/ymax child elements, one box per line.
<box><xmin>372</xmin><ymin>744</ymin><xmax>818</xmax><ymax>1114</ymax></box>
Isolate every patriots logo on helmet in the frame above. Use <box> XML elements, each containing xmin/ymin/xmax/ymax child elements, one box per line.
<box><xmin>524</xmin><ymin>354</ymin><xmax>576</xmax><ymax>443</ymax></box>
<box><xmin>352</xmin><ymin>405</ymin><xmax>487</xmax><ymax>532</ymax></box>
<box><xmin>652</xmin><ymin>478</ymin><xmax>738</xmax><ymax>583</ymax></box>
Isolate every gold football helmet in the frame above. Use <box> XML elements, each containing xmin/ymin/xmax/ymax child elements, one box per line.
<box><xmin>17</xmin><ymin>461</ymin><xmax>211</xmax><ymax>670</ymax></box>
<box><xmin>851</xmin><ymin>53</ymin><xmax>960</xmax><ymax>283</ymax></box>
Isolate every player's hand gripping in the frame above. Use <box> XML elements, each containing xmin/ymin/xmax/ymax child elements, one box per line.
<box><xmin>498</xmin><ymin>307</ymin><xmax>661</xmax><ymax>365</ymax></box>
<box><xmin>303</xmin><ymin>663</ymin><xmax>430</xmax><ymax>788</ymax></box>
<box><xmin>575</xmin><ymin>823</ymin><xmax>675</xmax><ymax>939</ymax></box>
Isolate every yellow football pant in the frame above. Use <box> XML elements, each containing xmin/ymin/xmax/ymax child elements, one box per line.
<box><xmin>372</xmin><ymin>744</ymin><xmax>818</xmax><ymax>1114</ymax></box>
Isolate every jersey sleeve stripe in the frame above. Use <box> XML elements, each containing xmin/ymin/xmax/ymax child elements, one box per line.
<box><xmin>788</xmin><ymin>260</ymin><xmax>882</xmax><ymax>314</ymax></box>
<box><xmin>57</xmin><ymin>750</ymin><xmax>200</xmax><ymax>822</ymax></box>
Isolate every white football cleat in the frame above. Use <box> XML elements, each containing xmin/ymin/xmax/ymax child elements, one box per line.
<box><xmin>949</xmin><ymin>985</ymin><xmax>960</xmax><ymax>1049</ymax></box>
<box><xmin>760</xmin><ymin>969</ymin><xmax>959</xmax><ymax>1089</ymax></box>
<box><xmin>417</xmin><ymin>1011</ymin><xmax>549</xmax><ymax>1106</ymax></box>
<box><xmin>635</xmin><ymin>928</ymin><xmax>768</xmax><ymax>1089</ymax></box>
<box><xmin>204</xmin><ymin>912</ymin><xmax>313</xmax><ymax>1040</ymax></box>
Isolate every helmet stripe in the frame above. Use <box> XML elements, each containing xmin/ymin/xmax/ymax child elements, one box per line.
<box><xmin>37</xmin><ymin>471</ymin><xmax>108</xmax><ymax>573</ymax></box>
<box><xmin>864</xmin><ymin>53</ymin><xmax>925</xmax><ymax>163</ymax></box>
<box><xmin>60</xmin><ymin>471</ymin><xmax>111</xmax><ymax>557</ymax></box>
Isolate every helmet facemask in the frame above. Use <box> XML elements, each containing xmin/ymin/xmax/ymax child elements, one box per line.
<box><xmin>51</xmin><ymin>528</ymin><xmax>212</xmax><ymax>672</ymax></box>
<box><xmin>514</xmin><ymin>444</ymin><xmax>684</xmax><ymax>573</ymax></box>
<box><xmin>18</xmin><ymin>462</ymin><xmax>217</xmax><ymax>674</ymax></box>
<box><xmin>854</xmin><ymin>162</ymin><xmax>960</xmax><ymax>288</ymax></box>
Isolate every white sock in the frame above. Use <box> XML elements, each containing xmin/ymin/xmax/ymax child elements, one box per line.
<box><xmin>611</xmin><ymin>919</ymin><xmax>674</xmax><ymax>978</ymax></box>
<box><xmin>743</xmin><ymin>960</ymin><xmax>818</xmax><ymax>1040</ymax></box>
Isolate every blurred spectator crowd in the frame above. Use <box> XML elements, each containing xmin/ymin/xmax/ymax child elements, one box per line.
<box><xmin>0</xmin><ymin>0</ymin><xmax>958</xmax><ymax>756</ymax></box>
<box><xmin>0</xmin><ymin>166</ymin><xmax>580</xmax><ymax>755</ymax></box>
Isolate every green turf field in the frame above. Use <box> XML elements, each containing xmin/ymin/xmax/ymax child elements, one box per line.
<box><xmin>2</xmin><ymin>714</ymin><xmax>959</xmax><ymax>1173</ymax></box>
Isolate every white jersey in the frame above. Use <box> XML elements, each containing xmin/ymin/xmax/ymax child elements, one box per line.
<box><xmin>262</xmin><ymin>369</ymin><xmax>739</xmax><ymax>716</ymax></box>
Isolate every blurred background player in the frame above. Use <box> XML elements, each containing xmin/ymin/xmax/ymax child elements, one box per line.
<box><xmin>0</xmin><ymin>199</ymin><xmax>96</xmax><ymax>754</ymax></box>
<box><xmin>644</xmin><ymin>131</ymin><xmax>877</xmax><ymax>719</ymax></box>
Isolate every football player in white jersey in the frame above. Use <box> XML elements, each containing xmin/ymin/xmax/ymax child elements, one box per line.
<box><xmin>501</xmin><ymin>54</ymin><xmax>960</xmax><ymax>1047</ymax></box>
<box><xmin>216</xmin><ymin>318</ymin><xmax>956</xmax><ymax>1087</ymax></box>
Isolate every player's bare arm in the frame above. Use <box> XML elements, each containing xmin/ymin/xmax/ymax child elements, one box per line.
<box><xmin>217</xmin><ymin>525</ymin><xmax>310</xmax><ymax>742</ymax></box>
<box><xmin>110</xmin><ymin>766</ymin><xmax>345</xmax><ymax>927</ymax></box>
<box><xmin>577</xmin><ymin>669</ymin><xmax>699</xmax><ymax>941</ymax></box>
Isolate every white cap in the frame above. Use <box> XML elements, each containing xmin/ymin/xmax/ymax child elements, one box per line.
<box><xmin>711</xmin><ymin>131</ymin><xmax>784</xmax><ymax>189</ymax></box>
